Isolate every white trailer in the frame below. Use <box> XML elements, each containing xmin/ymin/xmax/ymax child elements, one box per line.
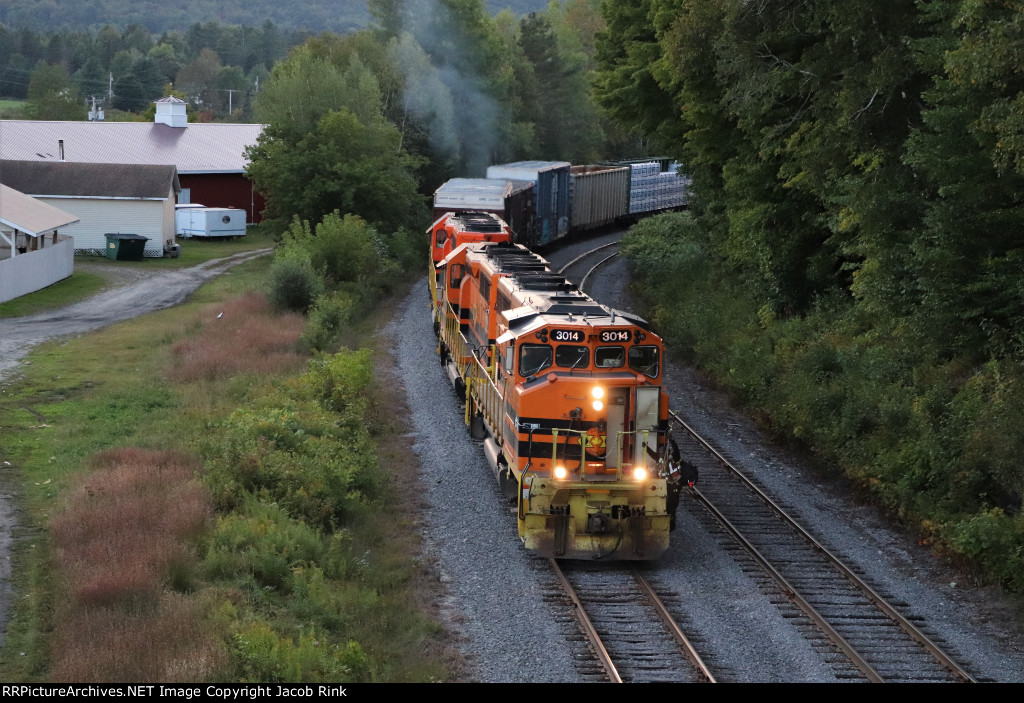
<box><xmin>175</xmin><ymin>205</ymin><xmax>246</xmax><ymax>238</ymax></box>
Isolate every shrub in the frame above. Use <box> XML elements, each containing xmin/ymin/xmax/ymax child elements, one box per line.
<box><xmin>269</xmin><ymin>249</ymin><xmax>324</xmax><ymax>313</ymax></box>
<box><xmin>201</xmin><ymin>349</ymin><xmax>379</xmax><ymax>528</ymax></box>
<box><xmin>231</xmin><ymin>622</ymin><xmax>370</xmax><ymax>683</ymax></box>
<box><xmin>303</xmin><ymin>348</ymin><xmax>373</xmax><ymax>414</ymax></box>
<box><xmin>945</xmin><ymin>509</ymin><xmax>1024</xmax><ymax>591</ymax></box>
<box><xmin>282</xmin><ymin>211</ymin><xmax>379</xmax><ymax>286</ymax></box>
<box><xmin>301</xmin><ymin>291</ymin><xmax>356</xmax><ymax>352</ymax></box>
<box><xmin>203</xmin><ymin>499</ymin><xmax>331</xmax><ymax>590</ymax></box>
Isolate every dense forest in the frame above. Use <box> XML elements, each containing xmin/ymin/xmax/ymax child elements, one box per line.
<box><xmin>0</xmin><ymin>0</ymin><xmax>551</xmax><ymax>34</ymax></box>
<box><xmin>599</xmin><ymin>0</ymin><xmax>1024</xmax><ymax>591</ymax></box>
<box><xmin>0</xmin><ymin>21</ymin><xmax>311</xmax><ymax>118</ymax></box>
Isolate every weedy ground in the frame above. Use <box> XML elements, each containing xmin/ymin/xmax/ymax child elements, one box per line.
<box><xmin>0</xmin><ymin>246</ymin><xmax>454</xmax><ymax>682</ymax></box>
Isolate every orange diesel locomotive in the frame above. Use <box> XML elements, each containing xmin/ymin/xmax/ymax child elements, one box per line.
<box><xmin>432</xmin><ymin>234</ymin><xmax>673</xmax><ymax>560</ymax></box>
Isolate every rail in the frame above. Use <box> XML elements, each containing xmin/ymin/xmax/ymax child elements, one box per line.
<box><xmin>670</xmin><ymin>410</ymin><xmax>977</xmax><ymax>683</ymax></box>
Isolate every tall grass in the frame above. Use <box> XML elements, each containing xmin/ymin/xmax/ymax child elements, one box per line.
<box><xmin>168</xmin><ymin>292</ymin><xmax>306</xmax><ymax>383</ymax></box>
<box><xmin>48</xmin><ymin>448</ymin><xmax>223</xmax><ymax>681</ymax></box>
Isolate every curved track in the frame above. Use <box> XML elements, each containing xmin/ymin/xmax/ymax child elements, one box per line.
<box><xmin>556</xmin><ymin>241</ymin><xmax>619</xmax><ymax>294</ymax></box>
<box><xmin>670</xmin><ymin>411</ymin><xmax>976</xmax><ymax>683</ymax></box>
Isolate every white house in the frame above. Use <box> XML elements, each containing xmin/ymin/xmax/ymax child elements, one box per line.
<box><xmin>0</xmin><ymin>160</ymin><xmax>180</xmax><ymax>257</ymax></box>
<box><xmin>0</xmin><ymin>184</ymin><xmax>79</xmax><ymax>303</ymax></box>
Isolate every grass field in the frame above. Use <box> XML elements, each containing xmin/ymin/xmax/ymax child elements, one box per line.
<box><xmin>0</xmin><ymin>99</ymin><xmax>24</xmax><ymax>115</ymax></box>
<box><xmin>73</xmin><ymin>226</ymin><xmax>277</xmax><ymax>270</ymax></box>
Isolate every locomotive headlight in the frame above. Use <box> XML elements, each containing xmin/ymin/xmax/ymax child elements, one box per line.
<box><xmin>633</xmin><ymin>467</ymin><xmax>648</xmax><ymax>481</ymax></box>
<box><xmin>592</xmin><ymin>400</ymin><xmax>604</xmax><ymax>412</ymax></box>
<box><xmin>554</xmin><ymin>465</ymin><xmax>568</xmax><ymax>480</ymax></box>
<box><xmin>591</xmin><ymin>387</ymin><xmax>604</xmax><ymax>399</ymax></box>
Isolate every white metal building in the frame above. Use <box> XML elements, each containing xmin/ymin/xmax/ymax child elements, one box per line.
<box><xmin>0</xmin><ymin>160</ymin><xmax>180</xmax><ymax>257</ymax></box>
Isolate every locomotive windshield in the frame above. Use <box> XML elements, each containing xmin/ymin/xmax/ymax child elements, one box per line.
<box><xmin>555</xmin><ymin>345</ymin><xmax>589</xmax><ymax>369</ymax></box>
<box><xmin>628</xmin><ymin>345</ymin><xmax>660</xmax><ymax>378</ymax></box>
<box><xmin>595</xmin><ymin>346</ymin><xmax>625</xmax><ymax>368</ymax></box>
<box><xmin>520</xmin><ymin>344</ymin><xmax>552</xmax><ymax>377</ymax></box>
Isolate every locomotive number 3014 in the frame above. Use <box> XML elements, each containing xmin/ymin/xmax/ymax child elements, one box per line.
<box><xmin>551</xmin><ymin>329</ymin><xmax>585</xmax><ymax>343</ymax></box>
<box><xmin>599</xmin><ymin>330</ymin><xmax>632</xmax><ymax>343</ymax></box>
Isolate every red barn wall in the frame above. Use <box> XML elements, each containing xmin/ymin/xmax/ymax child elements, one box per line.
<box><xmin>179</xmin><ymin>173</ymin><xmax>265</xmax><ymax>223</ymax></box>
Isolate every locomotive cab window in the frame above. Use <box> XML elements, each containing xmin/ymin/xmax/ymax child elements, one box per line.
<box><xmin>435</xmin><ymin>228</ymin><xmax>446</xmax><ymax>248</ymax></box>
<box><xmin>519</xmin><ymin>344</ymin><xmax>552</xmax><ymax>377</ymax></box>
<box><xmin>448</xmin><ymin>263</ymin><xmax>464</xmax><ymax>287</ymax></box>
<box><xmin>628</xmin><ymin>345</ymin><xmax>660</xmax><ymax>378</ymax></box>
<box><xmin>555</xmin><ymin>345</ymin><xmax>589</xmax><ymax>369</ymax></box>
<box><xmin>595</xmin><ymin>346</ymin><xmax>625</xmax><ymax>368</ymax></box>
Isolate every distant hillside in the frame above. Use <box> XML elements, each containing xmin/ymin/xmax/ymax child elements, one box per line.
<box><xmin>0</xmin><ymin>0</ymin><xmax>552</xmax><ymax>34</ymax></box>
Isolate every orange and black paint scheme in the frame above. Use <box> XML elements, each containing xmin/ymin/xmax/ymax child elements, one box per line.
<box><xmin>429</xmin><ymin>211</ymin><xmax>514</xmax><ymax>339</ymax></box>
<box><xmin>430</xmin><ymin>221</ymin><xmax>673</xmax><ymax>560</ymax></box>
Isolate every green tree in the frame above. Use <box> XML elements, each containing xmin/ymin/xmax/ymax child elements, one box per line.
<box><xmin>903</xmin><ymin>0</ymin><xmax>1024</xmax><ymax>358</ymax></box>
<box><xmin>247</xmin><ymin>106</ymin><xmax>425</xmax><ymax>233</ymax></box>
<box><xmin>123</xmin><ymin>24</ymin><xmax>153</xmax><ymax>55</ymax></box>
<box><xmin>148</xmin><ymin>43</ymin><xmax>182</xmax><ymax>84</ymax></box>
<box><xmin>25</xmin><ymin>63</ymin><xmax>82</xmax><ymax>120</ymax></box>
<box><xmin>175</xmin><ymin>48</ymin><xmax>222</xmax><ymax>110</ymax></box>
<box><xmin>74</xmin><ymin>56</ymin><xmax>107</xmax><ymax>100</ymax></box>
<box><xmin>519</xmin><ymin>9</ymin><xmax>603</xmax><ymax>162</ymax></box>
<box><xmin>247</xmin><ymin>40</ymin><xmax>426</xmax><ymax>233</ymax></box>
<box><xmin>94</xmin><ymin>25</ymin><xmax>124</xmax><ymax>67</ymax></box>
<box><xmin>112</xmin><ymin>74</ymin><xmax>147</xmax><ymax>112</ymax></box>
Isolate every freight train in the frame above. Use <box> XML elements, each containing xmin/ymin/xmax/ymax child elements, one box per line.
<box><xmin>428</xmin><ymin>210</ymin><xmax>688</xmax><ymax>560</ymax></box>
<box><xmin>432</xmin><ymin>158</ymin><xmax>690</xmax><ymax>248</ymax></box>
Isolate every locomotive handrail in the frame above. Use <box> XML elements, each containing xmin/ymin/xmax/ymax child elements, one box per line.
<box><xmin>550</xmin><ymin>427</ymin><xmax>610</xmax><ymax>480</ymax></box>
<box><xmin>614</xmin><ymin>429</ymin><xmax>655</xmax><ymax>474</ymax></box>
<box><xmin>545</xmin><ymin>428</ymin><xmax>660</xmax><ymax>481</ymax></box>
<box><xmin>428</xmin><ymin>261</ymin><xmax>439</xmax><ymax>308</ymax></box>
<box><xmin>466</xmin><ymin>357</ymin><xmax>504</xmax><ymax>447</ymax></box>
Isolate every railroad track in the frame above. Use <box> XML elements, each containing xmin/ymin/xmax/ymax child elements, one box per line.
<box><xmin>544</xmin><ymin>558</ymin><xmax>716</xmax><ymax>683</ymax></box>
<box><xmin>670</xmin><ymin>410</ymin><xmax>977</xmax><ymax>683</ymax></box>
<box><xmin>556</xmin><ymin>241</ymin><xmax>619</xmax><ymax>293</ymax></box>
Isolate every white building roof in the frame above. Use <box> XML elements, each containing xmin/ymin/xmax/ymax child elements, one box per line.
<box><xmin>0</xmin><ymin>184</ymin><xmax>79</xmax><ymax>236</ymax></box>
<box><xmin>0</xmin><ymin>119</ymin><xmax>263</xmax><ymax>174</ymax></box>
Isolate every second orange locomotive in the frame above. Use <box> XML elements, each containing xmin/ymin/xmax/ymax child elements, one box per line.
<box><xmin>429</xmin><ymin>211</ymin><xmax>674</xmax><ymax>560</ymax></box>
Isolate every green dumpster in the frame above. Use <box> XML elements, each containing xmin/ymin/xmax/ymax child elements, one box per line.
<box><xmin>104</xmin><ymin>233</ymin><xmax>149</xmax><ymax>261</ymax></box>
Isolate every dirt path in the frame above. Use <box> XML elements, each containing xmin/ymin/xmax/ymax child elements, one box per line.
<box><xmin>0</xmin><ymin>248</ymin><xmax>272</xmax><ymax>646</ymax></box>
